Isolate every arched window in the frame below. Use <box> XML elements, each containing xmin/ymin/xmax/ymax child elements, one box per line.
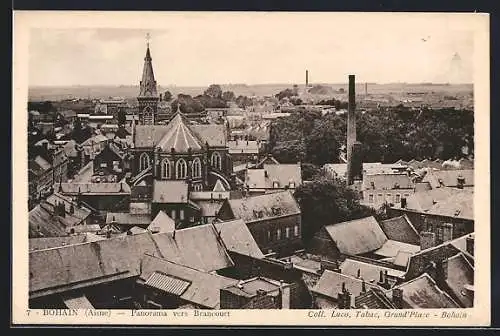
<box><xmin>139</xmin><ymin>152</ymin><xmax>150</xmax><ymax>171</ymax></box>
<box><xmin>142</xmin><ymin>106</ymin><xmax>154</xmax><ymax>124</ymax></box>
<box><xmin>211</xmin><ymin>152</ymin><xmax>222</xmax><ymax>170</ymax></box>
<box><xmin>192</xmin><ymin>158</ymin><xmax>202</xmax><ymax>178</ymax></box>
<box><xmin>176</xmin><ymin>159</ymin><xmax>188</xmax><ymax>179</ymax></box>
<box><xmin>161</xmin><ymin>158</ymin><xmax>171</xmax><ymax>179</ymax></box>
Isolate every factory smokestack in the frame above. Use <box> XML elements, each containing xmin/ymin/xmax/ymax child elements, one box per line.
<box><xmin>306</xmin><ymin>70</ymin><xmax>309</xmax><ymax>88</ymax></box>
<box><xmin>346</xmin><ymin>75</ymin><xmax>362</xmax><ymax>185</ymax></box>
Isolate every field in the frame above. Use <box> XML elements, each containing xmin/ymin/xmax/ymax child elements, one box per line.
<box><xmin>28</xmin><ymin>83</ymin><xmax>473</xmax><ymax>102</ymax></box>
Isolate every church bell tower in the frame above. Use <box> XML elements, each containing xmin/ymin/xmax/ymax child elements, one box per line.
<box><xmin>137</xmin><ymin>34</ymin><xmax>159</xmax><ymax>125</ymax></box>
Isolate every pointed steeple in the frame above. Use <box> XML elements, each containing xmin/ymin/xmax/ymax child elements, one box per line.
<box><xmin>139</xmin><ymin>34</ymin><xmax>158</xmax><ymax>98</ymax></box>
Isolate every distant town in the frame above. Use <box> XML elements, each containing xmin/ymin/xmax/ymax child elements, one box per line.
<box><xmin>27</xmin><ymin>41</ymin><xmax>474</xmax><ymax>310</ymax></box>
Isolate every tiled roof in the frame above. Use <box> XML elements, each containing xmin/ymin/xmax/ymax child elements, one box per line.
<box><xmin>386</xmin><ymin>273</ymin><xmax>460</xmax><ymax>308</ymax></box>
<box><xmin>228</xmin><ymin>140</ymin><xmax>259</xmax><ymax>154</ymax></box>
<box><xmin>214</xmin><ymin>220</ymin><xmax>265</xmax><ymax>258</ymax></box>
<box><xmin>422</xmin><ymin>169</ymin><xmax>474</xmax><ymax>188</ymax></box>
<box><xmin>323</xmin><ymin>216</ymin><xmax>388</xmax><ymax>256</ymax></box>
<box><xmin>134</xmin><ymin>123</ymin><xmax>227</xmax><ymax>149</ymax></box>
<box><xmin>445</xmin><ymin>253</ymin><xmax>474</xmax><ymax>308</ymax></box>
<box><xmin>151</xmin><ymin>224</ymin><xmax>234</xmax><ymax>272</ymax></box>
<box><xmin>339</xmin><ymin>258</ymin><xmax>406</xmax><ymax>283</ymax></box>
<box><xmin>152</xmin><ymin>180</ymin><xmax>188</xmax><ymax>203</ymax></box>
<box><xmin>226</xmin><ymin>190</ymin><xmax>301</xmax><ymax>223</ymax></box>
<box><xmin>34</xmin><ymin>155</ymin><xmax>52</xmax><ymax>171</ymax></box>
<box><xmin>379</xmin><ymin>215</ymin><xmax>420</xmax><ymax>245</ymax></box>
<box><xmin>373</xmin><ymin>240</ymin><xmax>420</xmax><ymax>258</ymax></box>
<box><xmin>312</xmin><ymin>270</ymin><xmax>383</xmax><ymax>300</ymax></box>
<box><xmin>29</xmin><ymin>157</ymin><xmax>51</xmax><ymax>176</ymax></box>
<box><xmin>355</xmin><ymin>288</ymin><xmax>397</xmax><ymax>309</ymax></box>
<box><xmin>362</xmin><ymin>173</ymin><xmax>414</xmax><ymax>190</ymax></box>
<box><xmin>29</xmin><ymin>193</ymin><xmax>92</xmax><ymax>238</ymax></box>
<box><xmin>190</xmin><ymin>124</ymin><xmax>227</xmax><ymax>147</ymax></box>
<box><xmin>157</xmin><ymin>113</ymin><xmax>203</xmax><ymax>152</ymax></box>
<box><xmin>246</xmin><ymin>164</ymin><xmax>302</xmax><ymax>190</ymax></box>
<box><xmin>139</xmin><ymin>254</ymin><xmax>238</xmax><ymax>309</ymax></box>
<box><xmin>399</xmin><ymin>187</ymin><xmax>473</xmax><ymax>220</ymax></box>
<box><xmin>222</xmin><ymin>277</ymin><xmax>285</xmax><ymax>298</ymax></box>
<box><xmin>59</xmin><ymin>182</ymin><xmax>131</xmax><ymax>195</ymax></box>
<box><xmin>148</xmin><ymin>210</ymin><xmax>175</xmax><ymax>233</ymax></box>
<box><xmin>29</xmin><ymin>233</ymin><xmax>105</xmax><ymax>252</ymax></box>
<box><xmin>105</xmin><ymin>212</ymin><xmax>152</xmax><ymax>226</ymax></box>
<box><xmin>29</xmin><ymin>232</ymin><xmax>161</xmax><ymax>298</ymax></box>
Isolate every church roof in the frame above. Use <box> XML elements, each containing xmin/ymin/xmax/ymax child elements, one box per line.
<box><xmin>157</xmin><ymin>113</ymin><xmax>203</xmax><ymax>152</ymax></box>
<box><xmin>138</xmin><ymin>44</ymin><xmax>158</xmax><ymax>98</ymax></box>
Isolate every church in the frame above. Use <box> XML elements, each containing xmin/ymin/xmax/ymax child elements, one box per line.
<box><xmin>127</xmin><ymin>41</ymin><xmax>236</xmax><ymax>225</ymax></box>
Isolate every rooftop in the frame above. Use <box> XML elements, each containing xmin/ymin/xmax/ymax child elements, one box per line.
<box><xmin>214</xmin><ymin>220</ymin><xmax>265</xmax><ymax>258</ymax></box>
<box><xmin>226</xmin><ymin>190</ymin><xmax>301</xmax><ymax>223</ymax></box>
<box><xmin>222</xmin><ymin>277</ymin><xmax>287</xmax><ymax>298</ymax></box>
<box><xmin>379</xmin><ymin>215</ymin><xmax>420</xmax><ymax>245</ymax></box>
<box><xmin>152</xmin><ymin>180</ymin><xmax>189</xmax><ymax>203</ymax></box>
<box><xmin>323</xmin><ymin>216</ymin><xmax>388</xmax><ymax>256</ymax></box>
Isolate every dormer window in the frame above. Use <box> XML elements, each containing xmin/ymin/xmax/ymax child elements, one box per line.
<box><xmin>370</xmin><ymin>181</ymin><xmax>375</xmax><ymax>189</ymax></box>
<box><xmin>273</xmin><ymin>181</ymin><xmax>280</xmax><ymax>188</ymax></box>
<box><xmin>289</xmin><ymin>182</ymin><xmax>296</xmax><ymax>188</ymax></box>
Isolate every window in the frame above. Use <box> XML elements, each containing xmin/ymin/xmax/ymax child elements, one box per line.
<box><xmin>180</xmin><ymin>209</ymin><xmax>185</xmax><ymax>220</ymax></box>
<box><xmin>191</xmin><ymin>158</ymin><xmax>202</xmax><ymax>178</ymax></box>
<box><xmin>161</xmin><ymin>158</ymin><xmax>171</xmax><ymax>179</ymax></box>
<box><xmin>368</xmin><ymin>194</ymin><xmax>374</xmax><ymax>203</ymax></box>
<box><xmin>176</xmin><ymin>159</ymin><xmax>187</xmax><ymax>179</ymax></box>
<box><xmin>171</xmin><ymin>209</ymin><xmax>176</xmax><ymax>219</ymax></box>
<box><xmin>276</xmin><ymin>228</ymin><xmax>281</xmax><ymax>240</ymax></box>
<box><xmin>395</xmin><ymin>194</ymin><xmax>401</xmax><ymax>203</ymax></box>
<box><xmin>289</xmin><ymin>182</ymin><xmax>296</xmax><ymax>188</ymax></box>
<box><xmin>139</xmin><ymin>153</ymin><xmax>150</xmax><ymax>171</ymax></box>
<box><xmin>386</xmin><ymin>193</ymin><xmax>392</xmax><ymax>202</ymax></box>
<box><xmin>404</xmin><ymin>193</ymin><xmax>410</xmax><ymax>198</ymax></box>
<box><xmin>273</xmin><ymin>181</ymin><xmax>280</xmax><ymax>188</ymax></box>
<box><xmin>100</xmin><ymin>163</ymin><xmax>107</xmax><ymax>168</ymax></box>
<box><xmin>267</xmin><ymin>230</ymin><xmax>272</xmax><ymax>242</ymax></box>
<box><xmin>285</xmin><ymin>227</ymin><xmax>290</xmax><ymax>238</ymax></box>
<box><xmin>378</xmin><ymin>193</ymin><xmax>383</xmax><ymax>201</ymax></box>
<box><xmin>294</xmin><ymin>225</ymin><xmax>299</xmax><ymax>237</ymax></box>
<box><xmin>211</xmin><ymin>152</ymin><xmax>222</xmax><ymax>170</ymax></box>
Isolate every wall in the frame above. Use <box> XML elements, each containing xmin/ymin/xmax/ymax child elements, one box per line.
<box><xmin>246</xmin><ymin>214</ymin><xmax>302</xmax><ymax>257</ymax></box>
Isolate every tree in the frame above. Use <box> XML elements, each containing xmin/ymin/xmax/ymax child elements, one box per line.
<box><xmin>236</xmin><ymin>95</ymin><xmax>252</xmax><ymax>108</ymax></box>
<box><xmin>171</xmin><ymin>94</ymin><xmax>205</xmax><ymax>114</ymax></box>
<box><xmin>294</xmin><ymin>178</ymin><xmax>376</xmax><ymax>242</ymax></box>
<box><xmin>204</xmin><ymin>84</ymin><xmax>223</xmax><ymax>99</ymax></box>
<box><xmin>117</xmin><ymin>108</ymin><xmax>126</xmax><ymax>126</ymax></box>
<box><xmin>163</xmin><ymin>90</ymin><xmax>173</xmax><ymax>102</ymax></box>
<box><xmin>222</xmin><ymin>91</ymin><xmax>236</xmax><ymax>102</ymax></box>
<box><xmin>275</xmin><ymin>88</ymin><xmax>296</xmax><ymax>101</ymax></box>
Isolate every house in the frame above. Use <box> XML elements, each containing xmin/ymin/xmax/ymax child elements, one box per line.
<box><xmin>422</xmin><ymin>169</ymin><xmax>474</xmax><ymax>190</ymax></box>
<box><xmin>378</xmin><ymin>215</ymin><xmax>421</xmax><ymax>245</ymax></box>
<box><xmin>323</xmin><ymin>162</ymin><xmax>408</xmax><ymax>180</ymax></box>
<box><xmin>29</xmin><ymin>233</ymin><xmax>104</xmax><ymax>252</ymax></box>
<box><xmin>151</xmin><ymin>180</ymin><xmax>201</xmax><ymax>228</ymax></box>
<box><xmin>214</xmin><ymin>219</ymin><xmax>265</xmax><ymax>259</ymax></box>
<box><xmin>354</xmin><ymin>287</ymin><xmax>397</xmax><ymax>309</ymax></box>
<box><xmin>58</xmin><ymin>181</ymin><xmax>131</xmax><ymax>214</ymax></box>
<box><xmin>245</xmin><ymin>163</ymin><xmax>302</xmax><ymax>195</ymax></box>
<box><xmin>311</xmin><ymin>270</ymin><xmax>384</xmax><ymax>308</ymax></box>
<box><xmin>29</xmin><ymin>224</ymin><xmax>235</xmax><ymax>309</ymax></box>
<box><xmin>29</xmin><ymin>193</ymin><xmax>92</xmax><ymax>238</ymax></box>
<box><xmin>309</xmin><ymin>216</ymin><xmax>420</xmax><ymax>261</ymax></box>
<box><xmin>218</xmin><ymin>190</ymin><xmax>302</xmax><ymax>257</ymax></box>
<box><xmin>92</xmin><ymin>141</ymin><xmax>130</xmax><ymax>179</ymax></box>
<box><xmin>137</xmin><ymin>254</ymin><xmax>238</xmax><ymax>309</ymax></box>
<box><xmin>147</xmin><ymin>210</ymin><xmax>175</xmax><ymax>233</ymax></box>
<box><xmin>338</xmin><ymin>258</ymin><xmax>406</xmax><ymax>288</ymax></box>
<box><xmin>389</xmin><ymin>187</ymin><xmax>474</xmax><ymax>242</ymax></box>
<box><xmin>228</xmin><ymin>139</ymin><xmax>261</xmax><ymax>165</ymax></box>
<box><xmin>105</xmin><ymin>212</ymin><xmax>152</xmax><ymax>229</ymax></box>
<box><xmin>385</xmin><ymin>273</ymin><xmax>460</xmax><ymax>308</ymax></box>
<box><xmin>220</xmin><ymin>277</ymin><xmax>291</xmax><ymax>309</ymax></box>
<box><xmin>361</xmin><ymin>173</ymin><xmax>415</xmax><ymax>209</ymax></box>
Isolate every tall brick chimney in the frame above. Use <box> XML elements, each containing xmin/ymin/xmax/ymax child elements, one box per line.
<box><xmin>306</xmin><ymin>70</ymin><xmax>309</xmax><ymax>88</ymax></box>
<box><xmin>346</xmin><ymin>75</ymin><xmax>362</xmax><ymax>185</ymax></box>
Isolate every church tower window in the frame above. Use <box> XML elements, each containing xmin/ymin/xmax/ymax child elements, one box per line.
<box><xmin>211</xmin><ymin>152</ymin><xmax>222</xmax><ymax>171</ymax></box>
<box><xmin>161</xmin><ymin>158</ymin><xmax>171</xmax><ymax>179</ymax></box>
<box><xmin>176</xmin><ymin>159</ymin><xmax>188</xmax><ymax>179</ymax></box>
<box><xmin>192</xmin><ymin>158</ymin><xmax>202</xmax><ymax>178</ymax></box>
<box><xmin>139</xmin><ymin>153</ymin><xmax>150</xmax><ymax>171</ymax></box>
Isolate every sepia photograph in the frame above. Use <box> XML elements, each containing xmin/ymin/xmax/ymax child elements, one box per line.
<box><xmin>12</xmin><ymin>11</ymin><xmax>490</xmax><ymax>326</ymax></box>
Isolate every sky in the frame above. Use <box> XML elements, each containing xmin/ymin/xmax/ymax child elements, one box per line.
<box><xmin>27</xmin><ymin>12</ymin><xmax>476</xmax><ymax>87</ymax></box>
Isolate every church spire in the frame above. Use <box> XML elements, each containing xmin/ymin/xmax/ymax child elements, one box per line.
<box><xmin>139</xmin><ymin>33</ymin><xmax>158</xmax><ymax>98</ymax></box>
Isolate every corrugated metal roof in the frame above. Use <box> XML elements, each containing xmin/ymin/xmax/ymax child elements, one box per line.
<box><xmin>145</xmin><ymin>271</ymin><xmax>191</xmax><ymax>296</ymax></box>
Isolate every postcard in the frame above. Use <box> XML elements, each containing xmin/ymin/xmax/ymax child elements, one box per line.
<box><xmin>12</xmin><ymin>11</ymin><xmax>490</xmax><ymax>326</ymax></box>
